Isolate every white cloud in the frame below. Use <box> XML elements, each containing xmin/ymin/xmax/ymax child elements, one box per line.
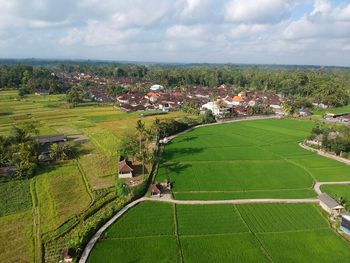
<box><xmin>284</xmin><ymin>1</ymin><xmax>350</xmax><ymax>40</ymax></box>
<box><xmin>0</xmin><ymin>0</ymin><xmax>349</xmax><ymax>66</ymax></box>
<box><xmin>224</xmin><ymin>0</ymin><xmax>292</xmax><ymax>24</ymax></box>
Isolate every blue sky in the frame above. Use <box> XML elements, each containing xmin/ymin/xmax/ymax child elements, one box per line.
<box><xmin>0</xmin><ymin>0</ymin><xmax>349</xmax><ymax>66</ymax></box>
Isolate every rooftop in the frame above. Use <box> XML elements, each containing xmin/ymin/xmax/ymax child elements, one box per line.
<box><xmin>319</xmin><ymin>193</ymin><xmax>344</xmax><ymax>209</ymax></box>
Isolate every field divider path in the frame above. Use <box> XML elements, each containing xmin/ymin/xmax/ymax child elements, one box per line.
<box><xmin>299</xmin><ymin>143</ymin><xmax>350</xmax><ymax>195</ymax></box>
<box><xmin>79</xmin><ymin>197</ymin><xmax>318</xmax><ymax>263</ymax></box>
<box><xmin>299</xmin><ymin>143</ymin><xmax>350</xmax><ymax>166</ymax></box>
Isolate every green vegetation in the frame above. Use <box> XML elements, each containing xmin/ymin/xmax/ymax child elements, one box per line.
<box><xmin>0</xmin><ymin>179</ymin><xmax>32</xmax><ymax>217</ymax></box>
<box><xmin>258</xmin><ymin>229</ymin><xmax>350</xmax><ymax>263</ymax></box>
<box><xmin>36</xmin><ymin>164</ymin><xmax>92</xmax><ymax>233</ymax></box>
<box><xmin>308</xmin><ymin>122</ymin><xmax>350</xmax><ymax>157</ymax></box>
<box><xmin>0</xmin><ymin>211</ymin><xmax>34</xmax><ymax>262</ymax></box>
<box><xmin>2</xmin><ymin>63</ymin><xmax>349</xmax><ymax>107</ymax></box>
<box><xmin>89</xmin><ymin>202</ymin><xmax>350</xmax><ymax>263</ymax></box>
<box><xmin>156</xmin><ymin>119</ymin><xmax>350</xmax><ymax>199</ymax></box>
<box><xmin>0</xmin><ymin>89</ymin><xmax>192</xmax><ymax>262</ymax></box>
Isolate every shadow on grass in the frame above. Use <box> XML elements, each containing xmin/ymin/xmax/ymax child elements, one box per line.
<box><xmin>177</xmin><ymin>136</ymin><xmax>198</xmax><ymax>143</ymax></box>
<box><xmin>161</xmin><ymin>147</ymin><xmax>204</xmax><ymax>161</ymax></box>
<box><xmin>162</xmin><ymin>162</ymin><xmax>191</xmax><ymax>174</ymax></box>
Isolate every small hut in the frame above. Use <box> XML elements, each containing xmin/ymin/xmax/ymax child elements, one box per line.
<box><xmin>149</xmin><ymin>184</ymin><xmax>161</xmax><ymax>197</ymax></box>
<box><xmin>319</xmin><ymin>193</ymin><xmax>345</xmax><ymax>216</ymax></box>
<box><xmin>118</xmin><ymin>157</ymin><xmax>134</xmax><ymax>178</ymax></box>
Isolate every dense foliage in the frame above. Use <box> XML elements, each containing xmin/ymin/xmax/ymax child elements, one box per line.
<box><xmin>0</xmin><ymin>124</ymin><xmax>39</xmax><ymax>177</ymax></box>
<box><xmin>308</xmin><ymin>123</ymin><xmax>350</xmax><ymax>157</ymax></box>
<box><xmin>0</xmin><ymin>65</ymin><xmax>67</xmax><ymax>95</ymax></box>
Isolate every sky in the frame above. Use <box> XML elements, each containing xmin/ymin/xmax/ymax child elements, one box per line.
<box><xmin>0</xmin><ymin>0</ymin><xmax>350</xmax><ymax>66</ymax></box>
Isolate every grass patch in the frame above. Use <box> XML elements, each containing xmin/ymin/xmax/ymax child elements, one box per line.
<box><xmin>36</xmin><ymin>164</ymin><xmax>92</xmax><ymax>233</ymax></box>
<box><xmin>0</xmin><ymin>211</ymin><xmax>34</xmax><ymax>262</ymax></box>
<box><xmin>88</xmin><ymin>236</ymin><xmax>180</xmax><ymax>263</ymax></box>
<box><xmin>180</xmin><ymin>234</ymin><xmax>270</xmax><ymax>263</ymax></box>
<box><xmin>103</xmin><ymin>202</ymin><xmax>174</xmax><ymax>238</ymax></box>
<box><xmin>176</xmin><ymin>204</ymin><xmax>248</xmax><ymax>235</ymax></box>
<box><xmin>0</xmin><ymin>179</ymin><xmax>32</xmax><ymax>217</ymax></box>
<box><xmin>236</xmin><ymin>203</ymin><xmax>328</xmax><ymax>233</ymax></box>
<box><xmin>258</xmin><ymin>229</ymin><xmax>350</xmax><ymax>263</ymax></box>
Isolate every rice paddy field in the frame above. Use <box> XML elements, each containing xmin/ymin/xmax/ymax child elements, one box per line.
<box><xmin>88</xmin><ymin>201</ymin><xmax>350</xmax><ymax>263</ymax></box>
<box><xmin>0</xmin><ymin>89</ymin><xmax>190</xmax><ymax>262</ymax></box>
<box><xmin>156</xmin><ymin>118</ymin><xmax>350</xmax><ymax>200</ymax></box>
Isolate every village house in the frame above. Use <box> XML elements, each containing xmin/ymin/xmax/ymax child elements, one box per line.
<box><xmin>232</xmin><ymin>96</ymin><xmax>245</xmax><ymax>106</ymax></box>
<box><xmin>150</xmin><ymin>84</ymin><xmax>164</xmax><ymax>91</ymax></box>
<box><xmin>319</xmin><ymin>193</ymin><xmax>345</xmax><ymax>217</ymax></box>
<box><xmin>118</xmin><ymin>158</ymin><xmax>134</xmax><ymax>178</ymax></box>
<box><xmin>298</xmin><ymin>108</ymin><xmax>312</xmax><ymax>117</ymax></box>
<box><xmin>149</xmin><ymin>182</ymin><xmax>171</xmax><ymax>197</ymax></box>
<box><xmin>341</xmin><ymin>212</ymin><xmax>350</xmax><ymax>236</ymax></box>
<box><xmin>325</xmin><ymin>113</ymin><xmax>350</xmax><ymax>124</ymax></box>
<box><xmin>201</xmin><ymin>101</ymin><xmax>230</xmax><ymax>117</ymax></box>
<box><xmin>149</xmin><ymin>184</ymin><xmax>161</xmax><ymax>197</ymax></box>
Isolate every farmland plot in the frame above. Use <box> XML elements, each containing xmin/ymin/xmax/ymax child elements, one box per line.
<box><xmin>156</xmin><ymin>119</ymin><xmax>350</xmax><ymax>199</ymax></box>
<box><xmin>89</xmin><ymin>202</ymin><xmax>350</xmax><ymax>263</ymax></box>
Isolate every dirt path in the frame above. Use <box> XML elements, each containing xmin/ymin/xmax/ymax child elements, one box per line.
<box><xmin>30</xmin><ymin>179</ymin><xmax>42</xmax><ymax>263</ymax></box>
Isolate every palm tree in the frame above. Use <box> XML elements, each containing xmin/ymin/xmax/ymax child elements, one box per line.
<box><xmin>136</xmin><ymin>120</ymin><xmax>146</xmax><ymax>174</ymax></box>
<box><xmin>136</xmin><ymin>120</ymin><xmax>145</xmax><ymax>154</ymax></box>
<box><xmin>152</xmin><ymin>118</ymin><xmax>161</xmax><ymax>144</ymax></box>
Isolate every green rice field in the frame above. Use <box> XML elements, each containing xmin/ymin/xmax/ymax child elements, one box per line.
<box><xmin>88</xmin><ymin>201</ymin><xmax>350</xmax><ymax>263</ymax></box>
<box><xmin>156</xmin><ymin>118</ymin><xmax>350</xmax><ymax>199</ymax></box>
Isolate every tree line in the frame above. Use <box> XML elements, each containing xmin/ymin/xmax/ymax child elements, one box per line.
<box><xmin>1</xmin><ymin>64</ymin><xmax>349</xmax><ymax>106</ymax></box>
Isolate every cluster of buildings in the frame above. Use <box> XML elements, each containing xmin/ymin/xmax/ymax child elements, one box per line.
<box><xmin>116</xmin><ymin>84</ymin><xmax>286</xmax><ymax>117</ymax></box>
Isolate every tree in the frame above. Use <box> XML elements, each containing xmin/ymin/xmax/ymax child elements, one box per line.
<box><xmin>118</xmin><ymin>134</ymin><xmax>139</xmax><ymax>161</ymax></box>
<box><xmin>151</xmin><ymin>118</ymin><xmax>161</xmax><ymax>143</ymax></box>
<box><xmin>116</xmin><ymin>180</ymin><xmax>130</xmax><ymax>197</ymax></box>
<box><xmin>200</xmin><ymin>110</ymin><xmax>216</xmax><ymax>124</ymax></box>
<box><xmin>136</xmin><ymin>120</ymin><xmax>145</xmax><ymax>153</ymax></box>
<box><xmin>11</xmin><ymin>142</ymin><xmax>38</xmax><ymax>177</ymax></box>
<box><xmin>49</xmin><ymin>143</ymin><xmax>74</xmax><ymax>161</ymax></box>
<box><xmin>66</xmin><ymin>86</ymin><xmax>83</xmax><ymax>106</ymax></box>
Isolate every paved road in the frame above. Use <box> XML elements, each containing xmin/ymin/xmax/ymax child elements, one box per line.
<box><xmin>143</xmin><ymin>197</ymin><xmax>319</xmax><ymax>204</ymax></box>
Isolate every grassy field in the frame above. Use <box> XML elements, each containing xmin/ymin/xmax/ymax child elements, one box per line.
<box><xmin>156</xmin><ymin>118</ymin><xmax>350</xmax><ymax>199</ymax></box>
<box><xmin>0</xmin><ymin>179</ymin><xmax>32</xmax><ymax>217</ymax></box>
<box><xmin>35</xmin><ymin>163</ymin><xmax>92</xmax><ymax>234</ymax></box>
<box><xmin>0</xmin><ymin>211</ymin><xmax>34</xmax><ymax>262</ymax></box>
<box><xmin>0</xmin><ymin>89</ymin><xmax>191</xmax><ymax>261</ymax></box>
<box><xmin>88</xmin><ymin>201</ymin><xmax>350</xmax><ymax>263</ymax></box>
